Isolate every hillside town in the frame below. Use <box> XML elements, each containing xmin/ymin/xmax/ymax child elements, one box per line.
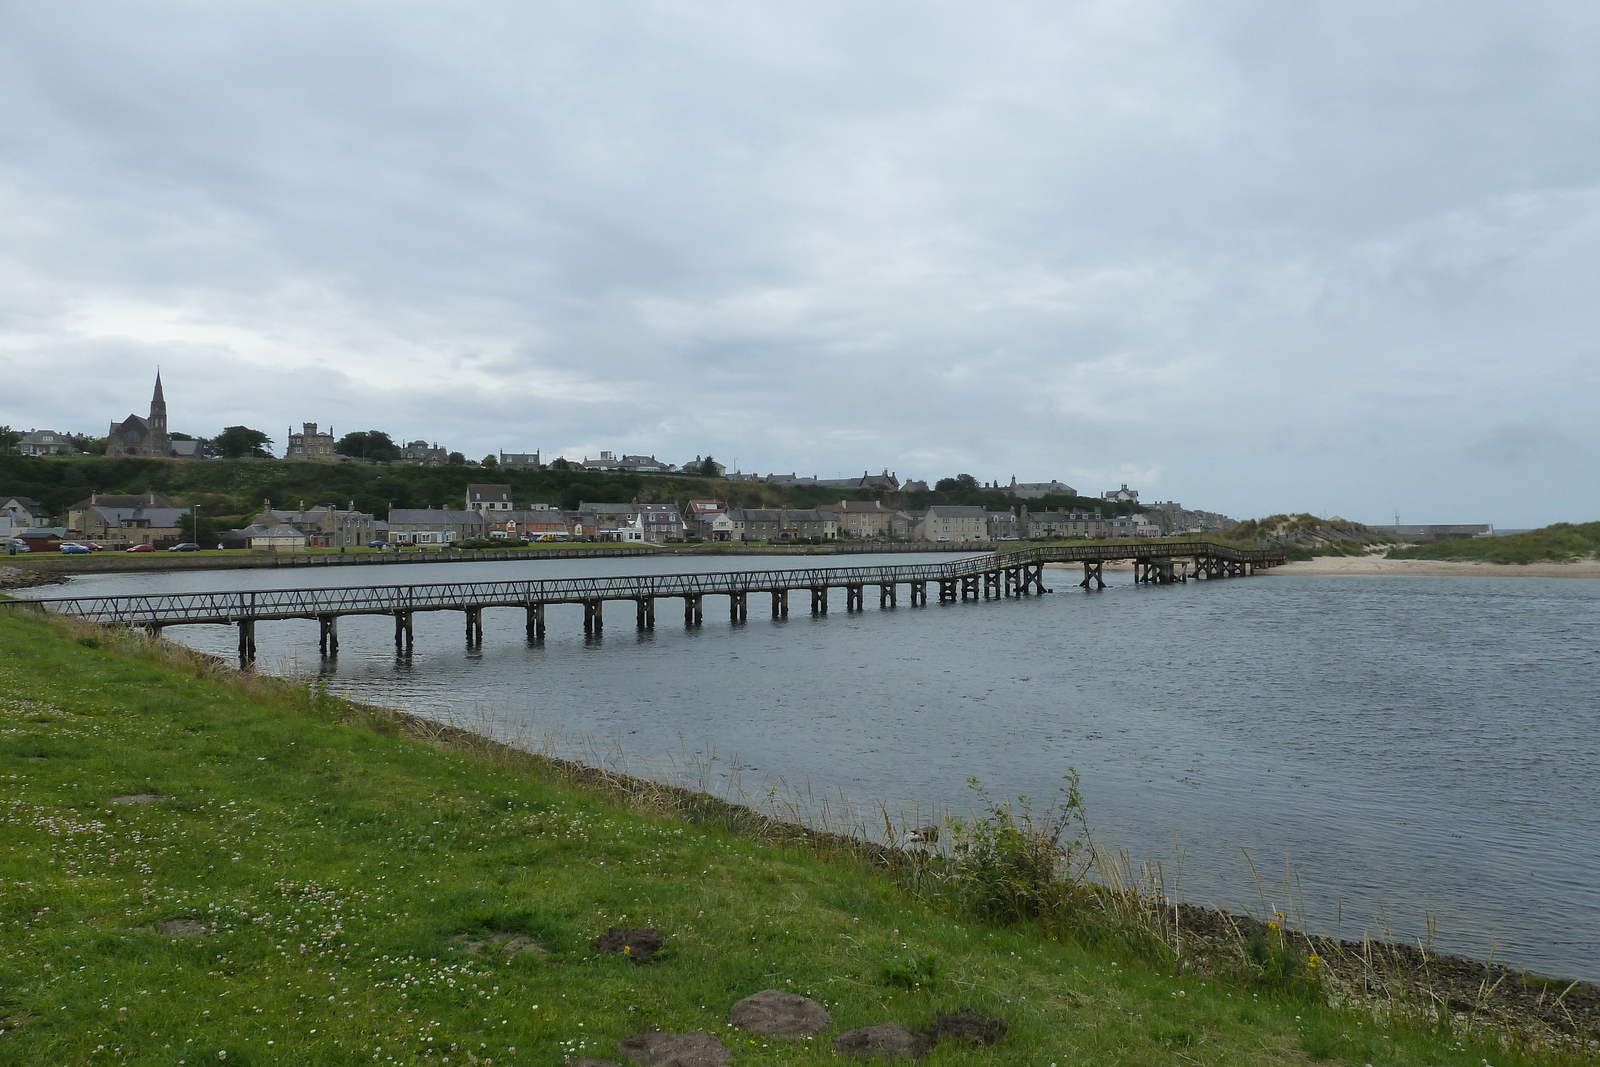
<box><xmin>1</xmin><ymin>373</ymin><xmax>1235</xmax><ymax>550</ymax></box>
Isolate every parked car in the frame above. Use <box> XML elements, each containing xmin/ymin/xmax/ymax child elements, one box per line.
<box><xmin>85</xmin><ymin>541</ymin><xmax>106</xmax><ymax>551</ymax></box>
<box><xmin>168</xmin><ymin>542</ymin><xmax>201</xmax><ymax>552</ymax></box>
<box><xmin>59</xmin><ymin>542</ymin><xmax>92</xmax><ymax>554</ymax></box>
<box><xmin>4</xmin><ymin>538</ymin><xmax>31</xmax><ymax>554</ymax></box>
<box><xmin>125</xmin><ymin>543</ymin><xmax>156</xmax><ymax>552</ymax></box>
<box><xmin>367</xmin><ymin>540</ymin><xmax>391</xmax><ymax>549</ymax></box>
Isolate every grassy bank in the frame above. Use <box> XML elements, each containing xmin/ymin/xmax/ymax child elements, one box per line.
<box><xmin>1387</xmin><ymin>522</ymin><xmax>1600</xmax><ymax>564</ymax></box>
<box><xmin>0</xmin><ymin>612</ymin><xmax>1589</xmax><ymax>1065</ymax></box>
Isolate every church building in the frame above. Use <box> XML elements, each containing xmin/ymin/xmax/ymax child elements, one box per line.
<box><xmin>106</xmin><ymin>373</ymin><xmax>173</xmax><ymax>458</ymax></box>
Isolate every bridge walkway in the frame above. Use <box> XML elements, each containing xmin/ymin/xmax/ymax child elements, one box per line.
<box><xmin>5</xmin><ymin>540</ymin><xmax>1287</xmax><ymax>662</ymax></box>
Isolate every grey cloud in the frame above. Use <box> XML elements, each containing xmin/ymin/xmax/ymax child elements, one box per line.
<box><xmin>1</xmin><ymin>2</ymin><xmax>1598</xmax><ymax>524</ymax></box>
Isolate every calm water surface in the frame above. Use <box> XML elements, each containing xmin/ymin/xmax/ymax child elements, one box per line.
<box><xmin>28</xmin><ymin>556</ymin><xmax>1600</xmax><ymax>980</ymax></box>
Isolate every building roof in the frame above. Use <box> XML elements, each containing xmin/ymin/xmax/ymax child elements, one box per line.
<box><xmin>88</xmin><ymin>506</ymin><xmax>189</xmax><ymax>528</ymax></box>
<box><xmin>924</xmin><ymin>505</ymin><xmax>988</xmax><ymax>518</ymax></box>
<box><xmin>578</xmin><ymin>502</ymin><xmax>637</xmax><ymax>516</ymax></box>
<box><xmin>68</xmin><ymin>492</ymin><xmax>177</xmax><ymax>511</ymax></box>
<box><xmin>836</xmin><ymin>499</ymin><xmax>888</xmax><ymax>513</ymax></box>
<box><xmin>239</xmin><ymin>524</ymin><xmax>307</xmax><ymax>541</ymax></box>
<box><xmin>466</xmin><ymin>484</ymin><xmax>513</xmax><ymax>503</ymax></box>
<box><xmin>2</xmin><ymin>497</ymin><xmax>50</xmax><ymax>518</ymax></box>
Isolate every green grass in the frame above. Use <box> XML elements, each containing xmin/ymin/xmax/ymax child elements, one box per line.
<box><xmin>1386</xmin><ymin>522</ymin><xmax>1600</xmax><ymax>564</ymax></box>
<box><xmin>0</xmin><ymin>612</ymin><xmax>1584</xmax><ymax>1066</ymax></box>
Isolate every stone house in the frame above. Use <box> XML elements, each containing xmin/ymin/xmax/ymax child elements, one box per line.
<box><xmin>781</xmin><ymin>508</ymin><xmax>836</xmax><ymax>541</ymax></box>
<box><xmin>1</xmin><ymin>497</ymin><xmax>52</xmax><ymax>533</ymax></box>
<box><xmin>914</xmin><ymin>505</ymin><xmax>989</xmax><ymax>542</ymax></box>
<box><xmin>386</xmin><ymin>509</ymin><xmax>487</xmax><ymax>545</ymax></box>
<box><xmin>1008</xmin><ymin>477</ymin><xmax>1076</xmax><ymax>499</ymax></box>
<box><xmin>284</xmin><ymin>423</ymin><xmax>336</xmax><ymax>461</ymax></box>
<box><xmin>1024</xmin><ymin>509</ymin><xmax>1109</xmax><ymax>539</ymax></box>
<box><xmin>401</xmin><ymin>440</ymin><xmax>449</xmax><ymax>465</ymax></box>
<box><xmin>1102</xmin><ymin>484</ymin><xmax>1140</xmax><ymax>505</ymax></box>
<box><xmin>264</xmin><ymin>503</ymin><xmax>376</xmax><ymax>548</ymax></box>
<box><xmin>986</xmin><ymin>510</ymin><xmax>1022</xmax><ymax>539</ymax></box>
<box><xmin>76</xmin><ymin>504</ymin><xmax>189</xmax><ymax>547</ymax></box>
<box><xmin>65</xmin><ymin>492</ymin><xmax>179</xmax><ymax>539</ymax></box>
<box><xmin>636</xmin><ymin>503</ymin><xmax>685</xmax><ymax>541</ymax></box>
<box><xmin>17</xmin><ymin>430</ymin><xmax>72</xmax><ymax>457</ymax></box>
<box><xmin>833</xmin><ymin>499</ymin><xmax>894</xmax><ymax>539</ymax></box>
<box><xmin>232</xmin><ymin>523</ymin><xmax>309</xmax><ymax>551</ymax></box>
<box><xmin>466</xmin><ymin>484</ymin><xmax>514</xmax><ymax>514</ymax></box>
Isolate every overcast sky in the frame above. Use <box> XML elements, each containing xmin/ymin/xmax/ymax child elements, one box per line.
<box><xmin>2</xmin><ymin>2</ymin><xmax>1597</xmax><ymax>525</ymax></box>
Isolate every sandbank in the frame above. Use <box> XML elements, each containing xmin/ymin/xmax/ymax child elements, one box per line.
<box><xmin>1266</xmin><ymin>556</ymin><xmax>1600</xmax><ymax>578</ymax></box>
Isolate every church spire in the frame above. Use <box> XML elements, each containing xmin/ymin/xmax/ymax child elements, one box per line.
<box><xmin>148</xmin><ymin>370</ymin><xmax>168</xmax><ymax>443</ymax></box>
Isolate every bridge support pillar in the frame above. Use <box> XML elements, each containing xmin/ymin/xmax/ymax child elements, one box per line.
<box><xmin>983</xmin><ymin>571</ymin><xmax>1000</xmax><ymax>599</ymax></box>
<box><xmin>1026</xmin><ymin>562</ymin><xmax>1047</xmax><ymax>594</ymax></box>
<box><xmin>237</xmin><ymin>619</ymin><xmax>256</xmax><ymax>665</ymax></box>
<box><xmin>1080</xmin><ymin>562</ymin><xmax>1104</xmax><ymax>590</ymax></box>
<box><xmin>879</xmin><ymin>583</ymin><xmax>896</xmax><ymax>608</ymax></box>
<box><xmin>583</xmin><ymin>599</ymin><xmax>603</xmax><ymax>636</ymax></box>
<box><xmin>938</xmin><ymin>579</ymin><xmax>956</xmax><ymax>603</ymax></box>
<box><xmin>961</xmin><ymin>575</ymin><xmax>980</xmax><ymax>601</ymax></box>
<box><xmin>845</xmin><ymin>585</ymin><xmax>863</xmax><ymax>612</ymax></box>
<box><xmin>811</xmin><ymin>587</ymin><xmax>828</xmax><ymax>615</ymax></box>
<box><xmin>318</xmin><ymin>615</ymin><xmax>339</xmax><ymax>656</ymax></box>
<box><xmin>145</xmin><ymin>622</ymin><xmax>164</xmax><ymax>640</ymax></box>
<box><xmin>771</xmin><ymin>589</ymin><xmax>788</xmax><ymax>618</ymax></box>
<box><xmin>465</xmin><ymin>607</ymin><xmax>484</xmax><ymax>645</ymax></box>
<box><xmin>393</xmin><ymin>611</ymin><xmax>414</xmax><ymax>651</ymax></box>
<box><xmin>684</xmin><ymin>594</ymin><xmax>702</xmax><ymax>627</ymax></box>
<box><xmin>637</xmin><ymin>597</ymin><xmax>655</xmax><ymax>630</ymax></box>
<box><xmin>910</xmin><ymin>581</ymin><xmax>926</xmax><ymax>606</ymax></box>
<box><xmin>526</xmin><ymin>602</ymin><xmax>546</xmax><ymax>642</ymax></box>
<box><xmin>730</xmin><ymin>592</ymin><xmax>746</xmax><ymax>622</ymax></box>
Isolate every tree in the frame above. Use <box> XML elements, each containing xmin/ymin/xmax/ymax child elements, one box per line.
<box><xmin>335</xmin><ymin>430</ymin><xmax>401</xmax><ymax>462</ymax></box>
<box><xmin>549</xmin><ymin>457</ymin><xmax>571</xmax><ymax>471</ymax></box>
<box><xmin>481</xmin><ymin>454</ymin><xmax>498</xmax><ymax>469</ymax></box>
<box><xmin>935</xmin><ymin>473</ymin><xmax>979</xmax><ymax>493</ymax></box>
<box><xmin>0</xmin><ymin>426</ymin><xmax>19</xmax><ymax>453</ymax></box>
<box><xmin>214</xmin><ymin>426</ymin><xmax>274</xmax><ymax>459</ymax></box>
<box><xmin>697</xmin><ymin>455</ymin><xmax>720</xmax><ymax>477</ymax></box>
<box><xmin>179</xmin><ymin>512</ymin><xmax>218</xmax><ymax>543</ymax></box>
<box><xmin>447</xmin><ymin>452</ymin><xmax>467</xmax><ymax>467</ymax></box>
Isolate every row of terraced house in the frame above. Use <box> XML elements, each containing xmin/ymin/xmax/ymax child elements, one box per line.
<box><xmin>384</xmin><ymin>487</ymin><xmax>1160</xmax><ymax>545</ymax></box>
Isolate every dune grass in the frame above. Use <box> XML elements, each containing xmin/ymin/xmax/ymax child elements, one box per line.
<box><xmin>1386</xmin><ymin>522</ymin><xmax>1600</xmax><ymax>564</ymax></box>
<box><xmin>0</xmin><ymin>610</ymin><xmax>1588</xmax><ymax>1066</ymax></box>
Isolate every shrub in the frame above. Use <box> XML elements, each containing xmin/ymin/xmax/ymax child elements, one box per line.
<box><xmin>943</xmin><ymin>772</ymin><xmax>1090</xmax><ymax>925</ymax></box>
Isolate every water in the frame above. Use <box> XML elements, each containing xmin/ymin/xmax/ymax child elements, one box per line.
<box><xmin>21</xmin><ymin>557</ymin><xmax>1600</xmax><ymax>981</ymax></box>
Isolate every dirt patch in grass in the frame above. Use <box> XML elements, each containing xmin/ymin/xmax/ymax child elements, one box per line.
<box><xmin>110</xmin><ymin>793</ymin><xmax>169</xmax><ymax>805</ymax></box>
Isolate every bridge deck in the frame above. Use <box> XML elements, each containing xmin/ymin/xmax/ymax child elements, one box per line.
<box><xmin>7</xmin><ymin>541</ymin><xmax>1286</xmax><ymax>628</ymax></box>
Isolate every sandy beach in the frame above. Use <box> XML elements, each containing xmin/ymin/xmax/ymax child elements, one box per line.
<box><xmin>1265</xmin><ymin>555</ymin><xmax>1600</xmax><ymax>578</ymax></box>
<box><xmin>1044</xmin><ymin>556</ymin><xmax>1600</xmax><ymax>578</ymax></box>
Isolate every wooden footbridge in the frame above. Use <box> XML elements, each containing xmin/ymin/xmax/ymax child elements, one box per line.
<box><xmin>7</xmin><ymin>540</ymin><xmax>1287</xmax><ymax>663</ymax></box>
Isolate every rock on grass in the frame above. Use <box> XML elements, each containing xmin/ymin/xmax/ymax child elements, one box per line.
<box><xmin>618</xmin><ymin>1029</ymin><xmax>731</xmax><ymax>1067</ymax></box>
<box><xmin>729</xmin><ymin>988</ymin><xmax>832</xmax><ymax>1037</ymax></box>
<box><xmin>833</xmin><ymin>1022</ymin><xmax>931</xmax><ymax>1059</ymax></box>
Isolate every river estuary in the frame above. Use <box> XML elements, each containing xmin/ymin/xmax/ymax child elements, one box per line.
<box><xmin>21</xmin><ymin>554</ymin><xmax>1600</xmax><ymax>981</ymax></box>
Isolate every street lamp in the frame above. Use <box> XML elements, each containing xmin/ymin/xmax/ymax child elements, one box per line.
<box><xmin>191</xmin><ymin>503</ymin><xmax>202</xmax><ymax>547</ymax></box>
